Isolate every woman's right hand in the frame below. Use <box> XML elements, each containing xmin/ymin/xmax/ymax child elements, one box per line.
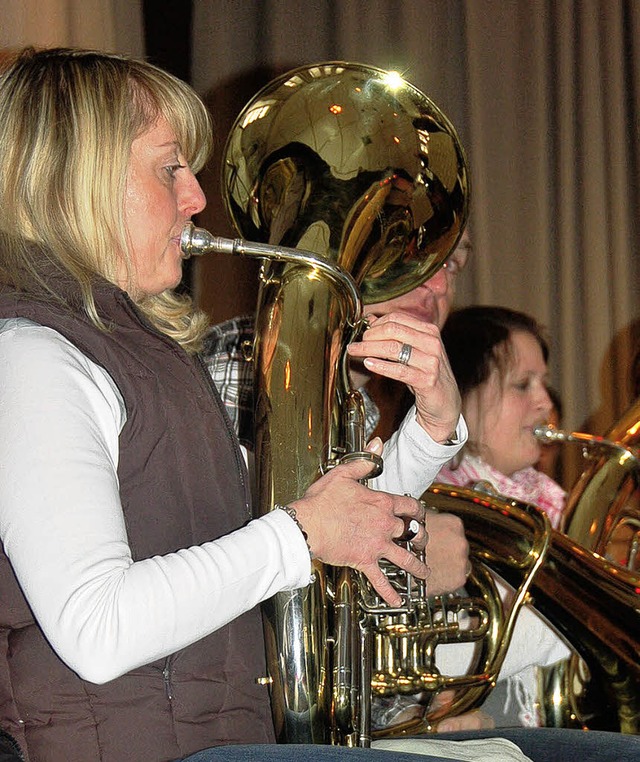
<box><xmin>290</xmin><ymin>440</ymin><xmax>430</xmax><ymax>607</ymax></box>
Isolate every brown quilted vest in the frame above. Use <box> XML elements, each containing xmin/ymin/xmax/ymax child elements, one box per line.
<box><xmin>0</xmin><ymin>278</ymin><xmax>274</xmax><ymax>761</ymax></box>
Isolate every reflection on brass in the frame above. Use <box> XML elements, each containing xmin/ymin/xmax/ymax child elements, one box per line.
<box><xmin>372</xmin><ymin>486</ymin><xmax>551</xmax><ymax>738</ymax></box>
<box><xmin>544</xmin><ymin>398</ymin><xmax>640</xmax><ymax>572</ymax></box>
<box><xmin>221</xmin><ymin>61</ymin><xmax>470</xmax><ymax>305</ymax></box>
<box><xmin>425</xmin><ymin>481</ymin><xmax>640</xmax><ymax>734</ymax></box>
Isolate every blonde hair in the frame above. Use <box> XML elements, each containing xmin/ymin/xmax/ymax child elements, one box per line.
<box><xmin>0</xmin><ymin>47</ymin><xmax>213</xmax><ymax>352</ymax></box>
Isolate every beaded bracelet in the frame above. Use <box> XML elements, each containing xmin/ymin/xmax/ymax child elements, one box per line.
<box><xmin>275</xmin><ymin>503</ymin><xmax>314</xmax><ymax>559</ymax></box>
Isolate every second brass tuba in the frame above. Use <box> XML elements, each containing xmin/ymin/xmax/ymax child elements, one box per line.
<box><xmin>530</xmin><ymin>410</ymin><xmax>640</xmax><ymax>732</ymax></box>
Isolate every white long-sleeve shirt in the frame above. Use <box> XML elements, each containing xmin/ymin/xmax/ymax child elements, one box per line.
<box><xmin>0</xmin><ymin>316</ymin><xmax>467</xmax><ymax>685</ymax></box>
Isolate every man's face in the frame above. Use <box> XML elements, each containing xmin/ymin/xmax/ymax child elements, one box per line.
<box><xmin>364</xmin><ymin>231</ymin><xmax>472</xmax><ymax>330</ymax></box>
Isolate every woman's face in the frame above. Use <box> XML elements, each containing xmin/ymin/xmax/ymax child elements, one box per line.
<box><xmin>122</xmin><ymin>116</ymin><xmax>206</xmax><ymax>296</ymax></box>
<box><xmin>464</xmin><ymin>330</ymin><xmax>552</xmax><ymax>476</ymax></box>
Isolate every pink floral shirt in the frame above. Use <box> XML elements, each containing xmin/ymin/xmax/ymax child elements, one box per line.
<box><xmin>437</xmin><ymin>453</ymin><xmax>565</xmax><ymax>529</ymax></box>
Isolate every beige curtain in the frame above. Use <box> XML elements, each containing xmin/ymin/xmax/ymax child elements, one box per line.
<box><xmin>2</xmin><ymin>0</ymin><xmax>638</xmax><ymax>446</ymax></box>
<box><xmin>0</xmin><ymin>0</ymin><xmax>144</xmax><ymax>55</ymax></box>
<box><xmin>192</xmin><ymin>0</ymin><xmax>640</xmax><ymax>452</ymax></box>
<box><xmin>464</xmin><ymin>0</ymin><xmax>640</xmax><ymax>442</ymax></box>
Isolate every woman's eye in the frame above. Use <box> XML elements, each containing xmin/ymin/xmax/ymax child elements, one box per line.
<box><xmin>165</xmin><ymin>163</ymin><xmax>186</xmax><ymax>178</ymax></box>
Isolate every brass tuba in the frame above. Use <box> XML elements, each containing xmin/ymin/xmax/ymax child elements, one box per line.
<box><xmin>423</xmin><ymin>480</ymin><xmax>640</xmax><ymax>734</ymax></box>
<box><xmin>221</xmin><ymin>62</ymin><xmax>471</xmax><ymax>748</ymax></box>
<box><xmin>529</xmin><ymin>409</ymin><xmax>640</xmax><ymax>732</ymax></box>
<box><xmin>185</xmin><ymin>61</ymin><xmax>574</xmax><ymax>746</ymax></box>
<box><xmin>181</xmin><ymin>62</ymin><xmax>522</xmax><ymax>746</ymax></box>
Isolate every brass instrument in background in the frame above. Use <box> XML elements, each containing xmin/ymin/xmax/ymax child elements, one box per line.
<box><xmin>547</xmin><ymin>397</ymin><xmax>640</xmax><ymax>568</ymax></box>
<box><xmin>422</xmin><ymin>413</ymin><xmax>640</xmax><ymax>735</ymax></box>
<box><xmin>424</xmin><ymin>478</ymin><xmax>640</xmax><ymax>734</ymax></box>
<box><xmin>529</xmin><ymin>414</ymin><xmax>640</xmax><ymax>732</ymax></box>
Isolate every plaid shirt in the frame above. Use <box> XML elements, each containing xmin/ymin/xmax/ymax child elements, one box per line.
<box><xmin>202</xmin><ymin>315</ymin><xmax>380</xmax><ymax>449</ymax></box>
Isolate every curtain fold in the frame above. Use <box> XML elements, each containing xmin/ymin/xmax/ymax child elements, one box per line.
<box><xmin>463</xmin><ymin>0</ymin><xmax>639</xmax><ymax>443</ymax></box>
<box><xmin>0</xmin><ymin>0</ymin><xmax>143</xmax><ymax>55</ymax></box>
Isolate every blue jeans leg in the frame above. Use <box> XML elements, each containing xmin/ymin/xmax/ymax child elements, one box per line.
<box><xmin>181</xmin><ymin>744</ymin><xmax>467</xmax><ymax>762</ymax></box>
<box><xmin>436</xmin><ymin>728</ymin><xmax>640</xmax><ymax>762</ymax></box>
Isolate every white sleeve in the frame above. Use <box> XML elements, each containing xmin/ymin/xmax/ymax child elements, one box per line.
<box><xmin>370</xmin><ymin>406</ymin><xmax>468</xmax><ymax>496</ymax></box>
<box><xmin>0</xmin><ymin>319</ymin><xmax>312</xmax><ymax>685</ymax></box>
<box><xmin>434</xmin><ymin>577</ymin><xmax>571</xmax><ymax>679</ymax></box>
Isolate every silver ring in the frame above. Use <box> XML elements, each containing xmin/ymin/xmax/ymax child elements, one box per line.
<box><xmin>398</xmin><ymin>342</ymin><xmax>412</xmax><ymax>365</ymax></box>
<box><xmin>400</xmin><ymin>517</ymin><xmax>421</xmax><ymax>541</ymax></box>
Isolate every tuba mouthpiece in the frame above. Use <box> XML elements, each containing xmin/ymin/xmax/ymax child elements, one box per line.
<box><xmin>180</xmin><ymin>222</ymin><xmax>235</xmax><ymax>259</ymax></box>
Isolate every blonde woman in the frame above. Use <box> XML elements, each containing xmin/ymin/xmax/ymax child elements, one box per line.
<box><xmin>0</xmin><ymin>47</ymin><xmax>469</xmax><ymax>762</ymax></box>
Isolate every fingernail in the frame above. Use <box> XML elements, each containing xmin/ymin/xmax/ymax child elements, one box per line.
<box><xmin>366</xmin><ymin>436</ymin><xmax>383</xmax><ymax>454</ymax></box>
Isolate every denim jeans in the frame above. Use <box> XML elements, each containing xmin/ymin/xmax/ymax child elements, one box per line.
<box><xmin>181</xmin><ymin>744</ymin><xmax>467</xmax><ymax>762</ymax></box>
<box><xmin>180</xmin><ymin>729</ymin><xmax>640</xmax><ymax>762</ymax></box>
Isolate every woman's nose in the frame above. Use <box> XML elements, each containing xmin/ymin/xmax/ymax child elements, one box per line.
<box><xmin>180</xmin><ymin>172</ymin><xmax>207</xmax><ymax>217</ymax></box>
<box><xmin>537</xmin><ymin>384</ymin><xmax>553</xmax><ymax>416</ymax></box>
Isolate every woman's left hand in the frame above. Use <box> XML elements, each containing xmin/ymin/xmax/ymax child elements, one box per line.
<box><xmin>347</xmin><ymin>311</ymin><xmax>461</xmax><ymax>444</ymax></box>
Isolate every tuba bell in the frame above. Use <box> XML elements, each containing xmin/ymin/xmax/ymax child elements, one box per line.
<box><xmin>184</xmin><ymin>62</ymin><xmax>559</xmax><ymax>746</ymax></box>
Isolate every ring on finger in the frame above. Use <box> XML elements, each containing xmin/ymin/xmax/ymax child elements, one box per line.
<box><xmin>399</xmin><ymin>516</ymin><xmax>421</xmax><ymax>542</ymax></box>
<box><xmin>398</xmin><ymin>342</ymin><xmax>412</xmax><ymax>365</ymax></box>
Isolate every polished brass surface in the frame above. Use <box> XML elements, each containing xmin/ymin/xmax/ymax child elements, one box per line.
<box><xmin>528</xmin><ymin>411</ymin><xmax>640</xmax><ymax>732</ymax></box>
<box><xmin>424</xmin><ymin>482</ymin><xmax>640</xmax><ymax>733</ymax></box>
<box><xmin>320</xmin><ymin>480</ymin><xmax>558</xmax><ymax>741</ymax></box>
<box><xmin>553</xmin><ymin>399</ymin><xmax>640</xmax><ymax>570</ymax></box>
<box><xmin>221</xmin><ymin>61</ymin><xmax>470</xmax><ymax>305</ymax></box>
<box><xmin>185</xmin><ymin>61</ymin><xmax>470</xmax><ymax>747</ymax></box>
